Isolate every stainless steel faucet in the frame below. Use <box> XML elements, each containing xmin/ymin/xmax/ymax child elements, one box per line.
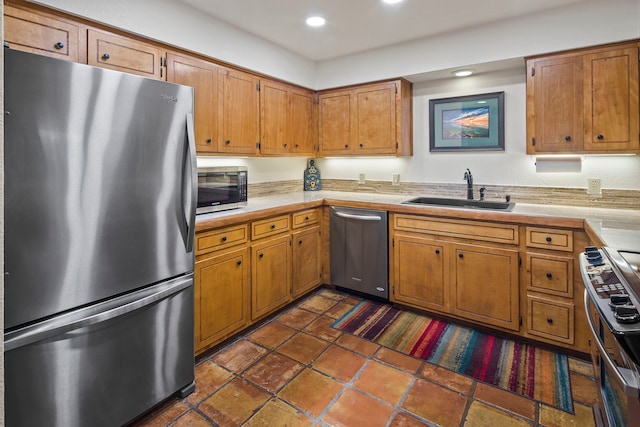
<box><xmin>463</xmin><ymin>169</ymin><xmax>473</xmax><ymax>200</ymax></box>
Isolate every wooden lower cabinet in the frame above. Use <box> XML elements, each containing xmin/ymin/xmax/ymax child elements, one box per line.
<box><xmin>451</xmin><ymin>243</ymin><xmax>520</xmax><ymax>331</ymax></box>
<box><xmin>392</xmin><ymin>233</ymin><xmax>449</xmax><ymax>313</ymax></box>
<box><xmin>251</xmin><ymin>234</ymin><xmax>292</xmax><ymax>320</ymax></box>
<box><xmin>292</xmin><ymin>225</ymin><xmax>322</xmax><ymax>298</ymax></box>
<box><xmin>195</xmin><ymin>246</ymin><xmax>250</xmax><ymax>354</ymax></box>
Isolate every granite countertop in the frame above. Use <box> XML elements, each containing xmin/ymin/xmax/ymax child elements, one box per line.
<box><xmin>195</xmin><ymin>190</ymin><xmax>640</xmax><ymax>251</ymax></box>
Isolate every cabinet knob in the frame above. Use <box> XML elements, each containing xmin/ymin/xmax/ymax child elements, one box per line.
<box><xmin>225</xmin><ymin>140</ymin><xmax>231</xmax><ymax>145</ymax></box>
<box><xmin>206</xmin><ymin>138</ymin><xmax>212</xmax><ymax>143</ymax></box>
<box><xmin>295</xmin><ymin>144</ymin><xmax>299</xmax><ymax>148</ymax></box>
<box><xmin>565</xmin><ymin>135</ymin><xmax>571</xmax><ymax>141</ymax></box>
<box><xmin>547</xmin><ymin>317</ymin><xmax>554</xmax><ymax>324</ymax></box>
<box><xmin>236</xmin><ymin>260</ymin><xmax>242</xmax><ymax>266</ymax></box>
<box><xmin>359</xmin><ymin>143</ymin><xmax>363</xmax><ymax>148</ymax></box>
<box><xmin>221</xmin><ymin>236</ymin><xmax>227</xmax><ymax>242</ymax></box>
<box><xmin>283</xmin><ymin>143</ymin><xmax>288</xmax><ymax>148</ymax></box>
<box><xmin>546</xmin><ymin>272</ymin><xmax>553</xmax><ymax>279</ymax></box>
<box><xmin>54</xmin><ymin>42</ymin><xmax>65</xmax><ymax>49</ymax></box>
<box><xmin>102</xmin><ymin>53</ymin><xmax>110</xmax><ymax>60</ymax></box>
<box><xmin>458</xmin><ymin>253</ymin><xmax>464</xmax><ymax>259</ymax></box>
<box><xmin>305</xmin><ymin>216</ymin><xmax>309</xmax><ymax>221</ymax></box>
<box><xmin>597</xmin><ymin>134</ymin><xmax>604</xmax><ymax>140</ymax></box>
<box><xmin>545</xmin><ymin>236</ymin><xmax>552</xmax><ymax>242</ymax></box>
<box><xmin>259</xmin><ymin>253</ymin><xmax>264</xmax><ymax>258</ymax></box>
<box><xmin>435</xmin><ymin>249</ymin><xmax>440</xmax><ymax>254</ymax></box>
<box><xmin>344</xmin><ymin>144</ymin><xmax>349</xmax><ymax>148</ymax></box>
<box><xmin>271</xmin><ymin>224</ymin><xmax>276</xmax><ymax>229</ymax></box>
<box><xmin>298</xmin><ymin>239</ymin><xmax>303</xmax><ymax>245</ymax></box>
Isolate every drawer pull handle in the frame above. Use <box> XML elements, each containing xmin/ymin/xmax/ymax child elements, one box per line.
<box><xmin>547</xmin><ymin>317</ymin><xmax>554</xmax><ymax>324</ymax></box>
<box><xmin>545</xmin><ymin>236</ymin><xmax>552</xmax><ymax>242</ymax></box>
<box><xmin>546</xmin><ymin>272</ymin><xmax>553</xmax><ymax>279</ymax></box>
<box><xmin>435</xmin><ymin>249</ymin><xmax>440</xmax><ymax>254</ymax></box>
<box><xmin>236</xmin><ymin>260</ymin><xmax>242</xmax><ymax>266</ymax></box>
<box><xmin>221</xmin><ymin>236</ymin><xmax>227</xmax><ymax>242</ymax></box>
<box><xmin>54</xmin><ymin>42</ymin><xmax>65</xmax><ymax>49</ymax></box>
<box><xmin>102</xmin><ymin>53</ymin><xmax>110</xmax><ymax>60</ymax></box>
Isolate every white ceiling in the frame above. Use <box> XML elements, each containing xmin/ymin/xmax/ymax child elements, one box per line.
<box><xmin>176</xmin><ymin>0</ymin><xmax>589</xmax><ymax>61</ymax></box>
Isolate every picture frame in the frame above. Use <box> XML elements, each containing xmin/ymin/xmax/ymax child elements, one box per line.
<box><xmin>429</xmin><ymin>91</ymin><xmax>504</xmax><ymax>152</ymax></box>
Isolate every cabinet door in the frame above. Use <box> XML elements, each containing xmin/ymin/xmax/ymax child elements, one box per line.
<box><xmin>4</xmin><ymin>5</ymin><xmax>81</xmax><ymax>62</ymax></box>
<box><xmin>583</xmin><ymin>45</ymin><xmax>640</xmax><ymax>151</ymax></box>
<box><xmin>319</xmin><ymin>90</ymin><xmax>353</xmax><ymax>155</ymax></box>
<box><xmin>260</xmin><ymin>79</ymin><xmax>289</xmax><ymax>155</ymax></box>
<box><xmin>392</xmin><ymin>234</ymin><xmax>449</xmax><ymax>313</ymax></box>
<box><xmin>251</xmin><ymin>235</ymin><xmax>292</xmax><ymax>320</ymax></box>
<box><xmin>87</xmin><ymin>29</ymin><xmax>163</xmax><ymax>79</ymax></box>
<box><xmin>195</xmin><ymin>247</ymin><xmax>250</xmax><ymax>353</ymax></box>
<box><xmin>451</xmin><ymin>243</ymin><xmax>520</xmax><ymax>331</ymax></box>
<box><xmin>166</xmin><ymin>53</ymin><xmax>218</xmax><ymax>153</ymax></box>
<box><xmin>292</xmin><ymin>226</ymin><xmax>322</xmax><ymax>298</ymax></box>
<box><xmin>354</xmin><ymin>82</ymin><xmax>397</xmax><ymax>154</ymax></box>
<box><xmin>528</xmin><ymin>56</ymin><xmax>583</xmax><ymax>153</ymax></box>
<box><xmin>218</xmin><ymin>67</ymin><xmax>260</xmax><ymax>154</ymax></box>
<box><xmin>289</xmin><ymin>88</ymin><xmax>316</xmax><ymax>155</ymax></box>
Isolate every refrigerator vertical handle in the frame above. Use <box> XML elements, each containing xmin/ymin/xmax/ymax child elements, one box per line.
<box><xmin>185</xmin><ymin>113</ymin><xmax>197</xmax><ymax>253</ymax></box>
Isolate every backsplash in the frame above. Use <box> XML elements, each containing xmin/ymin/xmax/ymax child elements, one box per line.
<box><xmin>248</xmin><ymin>179</ymin><xmax>640</xmax><ymax>210</ymax></box>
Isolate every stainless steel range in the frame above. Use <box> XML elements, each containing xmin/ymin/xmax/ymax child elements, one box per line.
<box><xmin>580</xmin><ymin>246</ymin><xmax>640</xmax><ymax>427</ymax></box>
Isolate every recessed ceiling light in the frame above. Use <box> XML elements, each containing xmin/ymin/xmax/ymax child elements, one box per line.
<box><xmin>453</xmin><ymin>69</ymin><xmax>475</xmax><ymax>77</ymax></box>
<box><xmin>382</xmin><ymin>0</ymin><xmax>404</xmax><ymax>4</ymax></box>
<box><xmin>306</xmin><ymin>16</ymin><xmax>326</xmax><ymax>27</ymax></box>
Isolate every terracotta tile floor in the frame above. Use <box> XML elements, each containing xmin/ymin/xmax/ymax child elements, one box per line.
<box><xmin>132</xmin><ymin>288</ymin><xmax>599</xmax><ymax>427</ymax></box>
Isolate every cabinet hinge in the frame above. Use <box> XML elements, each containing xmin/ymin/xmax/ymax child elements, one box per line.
<box><xmin>395</xmin><ymin>142</ymin><xmax>399</xmax><ymax>150</ymax></box>
<box><xmin>256</xmin><ymin>82</ymin><xmax>261</xmax><ymax>91</ymax></box>
<box><xmin>392</xmin><ymin>238</ymin><xmax>395</xmax><ymax>247</ymax></box>
<box><xmin>256</xmin><ymin>142</ymin><xmax>261</xmax><ymax>149</ymax></box>
<box><xmin>531</xmin><ymin>67</ymin><xmax>535</xmax><ymax>77</ymax></box>
<box><xmin>519</xmin><ymin>316</ymin><xmax>523</xmax><ymax>326</ymax></box>
<box><xmin>518</xmin><ymin>256</ymin><xmax>522</xmax><ymax>267</ymax></box>
<box><xmin>395</xmin><ymin>85</ymin><xmax>398</xmax><ymax>94</ymax></box>
<box><xmin>531</xmin><ymin>137</ymin><xmax>536</xmax><ymax>146</ymax></box>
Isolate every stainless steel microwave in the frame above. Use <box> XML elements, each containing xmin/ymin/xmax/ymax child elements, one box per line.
<box><xmin>197</xmin><ymin>166</ymin><xmax>248</xmax><ymax>214</ymax></box>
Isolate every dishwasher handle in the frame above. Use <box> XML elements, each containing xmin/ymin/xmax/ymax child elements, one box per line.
<box><xmin>334</xmin><ymin>211</ymin><xmax>383</xmax><ymax>221</ymax></box>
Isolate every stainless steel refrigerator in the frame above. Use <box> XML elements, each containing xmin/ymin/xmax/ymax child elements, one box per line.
<box><xmin>4</xmin><ymin>48</ymin><xmax>197</xmax><ymax>426</ymax></box>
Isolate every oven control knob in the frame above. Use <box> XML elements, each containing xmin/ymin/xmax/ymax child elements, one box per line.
<box><xmin>614</xmin><ymin>305</ymin><xmax>640</xmax><ymax>324</ymax></box>
<box><xmin>609</xmin><ymin>294</ymin><xmax>631</xmax><ymax>309</ymax></box>
<box><xmin>584</xmin><ymin>246</ymin><xmax>599</xmax><ymax>254</ymax></box>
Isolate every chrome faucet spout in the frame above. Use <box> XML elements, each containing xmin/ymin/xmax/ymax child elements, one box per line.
<box><xmin>463</xmin><ymin>169</ymin><xmax>473</xmax><ymax>200</ymax></box>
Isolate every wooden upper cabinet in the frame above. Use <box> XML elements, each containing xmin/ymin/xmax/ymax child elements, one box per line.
<box><xmin>527</xmin><ymin>56</ymin><xmax>584</xmax><ymax>152</ymax></box>
<box><xmin>166</xmin><ymin>53</ymin><xmax>218</xmax><ymax>153</ymax></box>
<box><xmin>583</xmin><ymin>45</ymin><xmax>640</xmax><ymax>152</ymax></box>
<box><xmin>87</xmin><ymin>29</ymin><xmax>163</xmax><ymax>80</ymax></box>
<box><xmin>260</xmin><ymin>79</ymin><xmax>316</xmax><ymax>155</ymax></box>
<box><xmin>4</xmin><ymin>4</ymin><xmax>82</xmax><ymax>62</ymax></box>
<box><xmin>318</xmin><ymin>79</ymin><xmax>412</xmax><ymax>156</ymax></box>
<box><xmin>527</xmin><ymin>41</ymin><xmax>640</xmax><ymax>154</ymax></box>
<box><xmin>218</xmin><ymin>67</ymin><xmax>260</xmax><ymax>154</ymax></box>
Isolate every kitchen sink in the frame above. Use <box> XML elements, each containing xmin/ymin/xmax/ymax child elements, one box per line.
<box><xmin>402</xmin><ymin>196</ymin><xmax>515</xmax><ymax>211</ymax></box>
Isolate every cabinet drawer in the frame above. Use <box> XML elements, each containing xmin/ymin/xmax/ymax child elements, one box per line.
<box><xmin>526</xmin><ymin>227</ymin><xmax>573</xmax><ymax>252</ymax></box>
<box><xmin>88</xmin><ymin>29</ymin><xmax>162</xmax><ymax>79</ymax></box>
<box><xmin>527</xmin><ymin>296</ymin><xmax>574</xmax><ymax>344</ymax></box>
<box><xmin>252</xmin><ymin>215</ymin><xmax>291</xmax><ymax>239</ymax></box>
<box><xmin>196</xmin><ymin>224</ymin><xmax>248</xmax><ymax>256</ymax></box>
<box><xmin>394</xmin><ymin>214</ymin><xmax>518</xmax><ymax>245</ymax></box>
<box><xmin>292</xmin><ymin>208</ymin><xmax>320</xmax><ymax>229</ymax></box>
<box><xmin>526</xmin><ymin>253</ymin><xmax>573</xmax><ymax>298</ymax></box>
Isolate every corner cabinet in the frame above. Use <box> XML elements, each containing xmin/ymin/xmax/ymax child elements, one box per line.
<box><xmin>390</xmin><ymin>214</ymin><xmax>520</xmax><ymax>332</ymax></box>
<box><xmin>527</xmin><ymin>40</ymin><xmax>640</xmax><ymax>154</ymax></box>
<box><xmin>318</xmin><ymin>79</ymin><xmax>413</xmax><ymax>156</ymax></box>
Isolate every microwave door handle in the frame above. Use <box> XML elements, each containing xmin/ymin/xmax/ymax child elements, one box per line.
<box><xmin>584</xmin><ymin>290</ymin><xmax>640</xmax><ymax>396</ymax></box>
<box><xmin>184</xmin><ymin>113</ymin><xmax>197</xmax><ymax>253</ymax></box>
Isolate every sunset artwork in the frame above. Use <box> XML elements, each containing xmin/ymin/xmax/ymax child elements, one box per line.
<box><xmin>441</xmin><ymin>107</ymin><xmax>490</xmax><ymax>139</ymax></box>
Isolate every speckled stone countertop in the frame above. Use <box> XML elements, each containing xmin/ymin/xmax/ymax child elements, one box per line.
<box><xmin>195</xmin><ymin>191</ymin><xmax>640</xmax><ymax>251</ymax></box>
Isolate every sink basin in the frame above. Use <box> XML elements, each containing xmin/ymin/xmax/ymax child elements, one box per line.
<box><xmin>402</xmin><ymin>196</ymin><xmax>515</xmax><ymax>211</ymax></box>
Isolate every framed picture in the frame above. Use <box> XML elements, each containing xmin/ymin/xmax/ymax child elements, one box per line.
<box><xmin>429</xmin><ymin>91</ymin><xmax>504</xmax><ymax>152</ymax></box>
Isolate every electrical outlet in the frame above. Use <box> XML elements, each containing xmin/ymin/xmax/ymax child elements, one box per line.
<box><xmin>358</xmin><ymin>173</ymin><xmax>366</xmax><ymax>184</ymax></box>
<box><xmin>392</xmin><ymin>173</ymin><xmax>400</xmax><ymax>186</ymax></box>
<box><xmin>587</xmin><ymin>177</ymin><xmax>601</xmax><ymax>195</ymax></box>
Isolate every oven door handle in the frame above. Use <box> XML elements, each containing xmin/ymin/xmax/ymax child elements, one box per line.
<box><xmin>584</xmin><ymin>289</ymin><xmax>640</xmax><ymax>397</ymax></box>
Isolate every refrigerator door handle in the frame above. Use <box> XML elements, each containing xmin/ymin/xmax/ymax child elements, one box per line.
<box><xmin>5</xmin><ymin>276</ymin><xmax>193</xmax><ymax>352</ymax></box>
<box><xmin>184</xmin><ymin>112</ymin><xmax>197</xmax><ymax>253</ymax></box>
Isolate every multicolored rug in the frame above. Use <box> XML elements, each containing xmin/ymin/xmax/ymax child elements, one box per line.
<box><xmin>332</xmin><ymin>300</ymin><xmax>574</xmax><ymax>414</ymax></box>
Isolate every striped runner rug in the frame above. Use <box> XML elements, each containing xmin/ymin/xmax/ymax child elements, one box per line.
<box><xmin>332</xmin><ymin>300</ymin><xmax>574</xmax><ymax>414</ymax></box>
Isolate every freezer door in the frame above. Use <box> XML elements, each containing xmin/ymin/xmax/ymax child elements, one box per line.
<box><xmin>5</xmin><ymin>275</ymin><xmax>195</xmax><ymax>427</ymax></box>
<box><xmin>4</xmin><ymin>49</ymin><xmax>196</xmax><ymax>329</ymax></box>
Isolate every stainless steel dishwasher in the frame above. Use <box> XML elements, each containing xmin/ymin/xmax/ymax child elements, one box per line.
<box><xmin>329</xmin><ymin>206</ymin><xmax>388</xmax><ymax>299</ymax></box>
